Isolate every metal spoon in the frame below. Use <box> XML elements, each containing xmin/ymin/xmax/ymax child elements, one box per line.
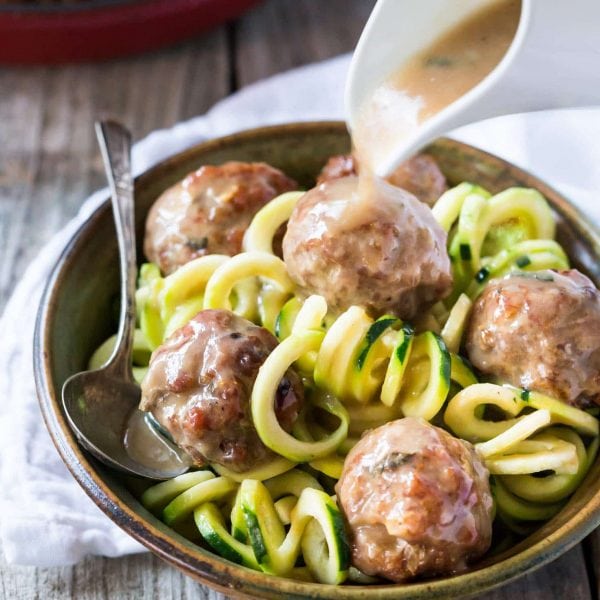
<box><xmin>61</xmin><ymin>120</ymin><xmax>190</xmax><ymax>480</ymax></box>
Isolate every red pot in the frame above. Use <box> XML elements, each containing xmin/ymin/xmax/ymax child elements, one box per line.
<box><xmin>0</xmin><ymin>0</ymin><xmax>262</xmax><ymax>65</ymax></box>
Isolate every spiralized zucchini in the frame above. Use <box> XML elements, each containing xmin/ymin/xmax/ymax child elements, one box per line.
<box><xmin>276</xmin><ymin>295</ymin><xmax>454</xmax><ymax>424</ymax></box>
<box><xmin>135</xmin><ymin>251</ymin><xmax>293</xmax><ymax>349</ymax></box>
<box><xmin>141</xmin><ymin>468</ymin><xmax>350</xmax><ymax>584</ymax></box>
<box><xmin>444</xmin><ymin>384</ymin><xmax>598</xmax><ymax>523</ymax></box>
<box><xmin>433</xmin><ymin>184</ymin><xmax>568</xmax><ymax>302</ymax></box>
<box><xmin>89</xmin><ymin>180</ymin><xmax>599</xmax><ymax>583</ymax></box>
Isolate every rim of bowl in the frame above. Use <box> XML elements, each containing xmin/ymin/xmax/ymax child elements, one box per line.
<box><xmin>34</xmin><ymin>121</ymin><xmax>600</xmax><ymax>599</ymax></box>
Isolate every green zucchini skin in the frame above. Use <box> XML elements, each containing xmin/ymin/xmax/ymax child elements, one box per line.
<box><xmin>396</xmin><ymin>324</ymin><xmax>415</xmax><ymax>364</ymax></box>
<box><xmin>326</xmin><ymin>503</ymin><xmax>351</xmax><ymax>569</ymax></box>
<box><xmin>194</xmin><ymin>503</ymin><xmax>259</xmax><ymax>569</ymax></box>
<box><xmin>274</xmin><ymin>296</ymin><xmax>303</xmax><ymax>340</ymax></box>
<box><xmin>435</xmin><ymin>333</ymin><xmax>452</xmax><ymax>388</ymax></box>
<box><xmin>356</xmin><ymin>316</ymin><xmax>399</xmax><ymax>370</ymax></box>
<box><xmin>239</xmin><ymin>480</ymin><xmax>350</xmax><ymax>583</ymax></box>
<box><xmin>201</xmin><ymin>530</ymin><xmax>245</xmax><ymax>565</ymax></box>
<box><xmin>243</xmin><ymin>506</ymin><xmax>269</xmax><ymax>566</ymax></box>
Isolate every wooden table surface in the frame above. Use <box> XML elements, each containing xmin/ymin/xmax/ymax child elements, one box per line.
<box><xmin>0</xmin><ymin>1</ymin><xmax>598</xmax><ymax>598</ymax></box>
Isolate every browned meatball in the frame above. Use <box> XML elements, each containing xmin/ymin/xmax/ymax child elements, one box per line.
<box><xmin>139</xmin><ymin>309</ymin><xmax>303</xmax><ymax>472</ymax></box>
<box><xmin>336</xmin><ymin>418</ymin><xmax>493</xmax><ymax>582</ymax></box>
<box><xmin>466</xmin><ymin>270</ymin><xmax>600</xmax><ymax>407</ymax></box>
<box><xmin>316</xmin><ymin>154</ymin><xmax>356</xmax><ymax>184</ymax></box>
<box><xmin>144</xmin><ymin>161</ymin><xmax>297</xmax><ymax>275</ymax></box>
<box><xmin>316</xmin><ymin>153</ymin><xmax>447</xmax><ymax>207</ymax></box>
<box><xmin>387</xmin><ymin>154</ymin><xmax>448</xmax><ymax>207</ymax></box>
<box><xmin>282</xmin><ymin>176</ymin><xmax>452</xmax><ymax>319</ymax></box>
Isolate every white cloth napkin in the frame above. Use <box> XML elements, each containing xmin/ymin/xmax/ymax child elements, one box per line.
<box><xmin>1</xmin><ymin>53</ymin><xmax>600</xmax><ymax>568</ymax></box>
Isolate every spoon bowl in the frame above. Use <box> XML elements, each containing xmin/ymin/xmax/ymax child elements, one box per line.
<box><xmin>61</xmin><ymin>120</ymin><xmax>190</xmax><ymax>481</ymax></box>
<box><xmin>62</xmin><ymin>369</ymin><xmax>188</xmax><ymax>479</ymax></box>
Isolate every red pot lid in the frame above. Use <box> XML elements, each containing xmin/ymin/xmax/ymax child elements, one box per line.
<box><xmin>0</xmin><ymin>0</ymin><xmax>262</xmax><ymax>65</ymax></box>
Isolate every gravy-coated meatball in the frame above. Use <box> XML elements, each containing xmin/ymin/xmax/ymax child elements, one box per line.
<box><xmin>466</xmin><ymin>270</ymin><xmax>600</xmax><ymax>407</ymax></box>
<box><xmin>336</xmin><ymin>418</ymin><xmax>493</xmax><ymax>582</ymax></box>
<box><xmin>282</xmin><ymin>176</ymin><xmax>452</xmax><ymax>319</ymax></box>
<box><xmin>140</xmin><ymin>310</ymin><xmax>303</xmax><ymax>472</ymax></box>
<box><xmin>144</xmin><ymin>162</ymin><xmax>297</xmax><ymax>275</ymax></box>
<box><xmin>316</xmin><ymin>153</ymin><xmax>447</xmax><ymax>206</ymax></box>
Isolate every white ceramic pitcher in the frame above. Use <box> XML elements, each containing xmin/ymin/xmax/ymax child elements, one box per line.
<box><xmin>346</xmin><ymin>0</ymin><xmax>600</xmax><ymax>177</ymax></box>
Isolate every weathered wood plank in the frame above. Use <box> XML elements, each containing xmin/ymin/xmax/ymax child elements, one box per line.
<box><xmin>477</xmin><ymin>545</ymin><xmax>591</xmax><ymax>600</ymax></box>
<box><xmin>0</xmin><ymin>550</ymin><xmax>228</xmax><ymax>600</ymax></box>
<box><xmin>234</xmin><ymin>0</ymin><xmax>375</xmax><ymax>87</ymax></box>
<box><xmin>583</xmin><ymin>532</ymin><xmax>599</xmax><ymax>599</ymax></box>
<box><xmin>0</xmin><ymin>30</ymin><xmax>229</xmax><ymax>313</ymax></box>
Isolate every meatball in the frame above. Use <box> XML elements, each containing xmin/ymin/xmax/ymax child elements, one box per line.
<box><xmin>336</xmin><ymin>418</ymin><xmax>493</xmax><ymax>582</ymax></box>
<box><xmin>144</xmin><ymin>161</ymin><xmax>297</xmax><ymax>275</ymax></box>
<box><xmin>316</xmin><ymin>153</ymin><xmax>447</xmax><ymax>207</ymax></box>
<box><xmin>316</xmin><ymin>154</ymin><xmax>356</xmax><ymax>184</ymax></box>
<box><xmin>139</xmin><ymin>309</ymin><xmax>303</xmax><ymax>472</ymax></box>
<box><xmin>282</xmin><ymin>175</ymin><xmax>452</xmax><ymax>319</ymax></box>
<box><xmin>387</xmin><ymin>154</ymin><xmax>448</xmax><ymax>207</ymax></box>
<box><xmin>466</xmin><ymin>270</ymin><xmax>600</xmax><ymax>407</ymax></box>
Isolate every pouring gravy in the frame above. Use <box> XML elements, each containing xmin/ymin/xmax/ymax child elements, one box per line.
<box><xmin>354</xmin><ymin>0</ymin><xmax>521</xmax><ymax>173</ymax></box>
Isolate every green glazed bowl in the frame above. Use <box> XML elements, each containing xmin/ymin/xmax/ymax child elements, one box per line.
<box><xmin>34</xmin><ymin>122</ymin><xmax>600</xmax><ymax>599</ymax></box>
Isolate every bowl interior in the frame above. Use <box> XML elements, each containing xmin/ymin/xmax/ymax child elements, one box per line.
<box><xmin>35</xmin><ymin>122</ymin><xmax>600</xmax><ymax>599</ymax></box>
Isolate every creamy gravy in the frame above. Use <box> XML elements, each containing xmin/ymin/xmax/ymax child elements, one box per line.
<box><xmin>354</xmin><ymin>0</ymin><xmax>521</xmax><ymax>172</ymax></box>
<box><xmin>124</xmin><ymin>409</ymin><xmax>193</xmax><ymax>472</ymax></box>
<box><xmin>313</xmin><ymin>174</ymin><xmax>439</xmax><ymax>239</ymax></box>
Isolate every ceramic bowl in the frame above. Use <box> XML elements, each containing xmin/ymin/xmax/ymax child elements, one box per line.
<box><xmin>34</xmin><ymin>122</ymin><xmax>600</xmax><ymax>599</ymax></box>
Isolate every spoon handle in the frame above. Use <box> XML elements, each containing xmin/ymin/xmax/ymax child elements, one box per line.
<box><xmin>95</xmin><ymin>120</ymin><xmax>137</xmax><ymax>381</ymax></box>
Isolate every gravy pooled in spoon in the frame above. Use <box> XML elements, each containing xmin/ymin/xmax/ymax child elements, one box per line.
<box><xmin>124</xmin><ymin>410</ymin><xmax>193</xmax><ymax>473</ymax></box>
<box><xmin>354</xmin><ymin>0</ymin><xmax>521</xmax><ymax>172</ymax></box>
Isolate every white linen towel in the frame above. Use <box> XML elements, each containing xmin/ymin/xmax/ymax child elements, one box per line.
<box><xmin>1</xmin><ymin>53</ymin><xmax>599</xmax><ymax>567</ymax></box>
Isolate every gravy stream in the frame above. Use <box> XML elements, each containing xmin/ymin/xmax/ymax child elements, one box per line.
<box><xmin>354</xmin><ymin>0</ymin><xmax>521</xmax><ymax>173</ymax></box>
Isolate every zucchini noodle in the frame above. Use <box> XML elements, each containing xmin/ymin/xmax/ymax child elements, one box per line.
<box><xmin>203</xmin><ymin>251</ymin><xmax>293</xmax><ymax>313</ymax></box>
<box><xmin>239</xmin><ymin>479</ymin><xmax>349</xmax><ymax>583</ymax></box>
<box><xmin>278</xmin><ymin>295</ymin><xmax>453</xmax><ymax>424</ymax></box>
<box><xmin>445</xmin><ymin>384</ymin><xmax>598</xmax><ymax>516</ymax></box>
<box><xmin>467</xmin><ymin>239</ymin><xmax>568</xmax><ymax>297</ymax></box>
<box><xmin>433</xmin><ymin>184</ymin><xmax>568</xmax><ymax>301</ymax></box>
<box><xmin>241</xmin><ymin>190</ymin><xmax>304</xmax><ymax>330</ymax></box>
<box><xmin>136</xmin><ymin>251</ymin><xmax>294</xmax><ymax>350</ymax></box>
<box><xmin>88</xmin><ymin>180</ymin><xmax>598</xmax><ymax>583</ymax></box>
<box><xmin>141</xmin><ymin>468</ymin><xmax>350</xmax><ymax>584</ymax></box>
<box><xmin>212</xmin><ymin>456</ymin><xmax>295</xmax><ymax>483</ymax></box>
<box><xmin>251</xmin><ymin>329</ymin><xmax>349</xmax><ymax>462</ymax></box>
<box><xmin>243</xmin><ymin>190</ymin><xmax>305</xmax><ymax>254</ymax></box>
<box><xmin>440</xmin><ymin>293</ymin><xmax>472</xmax><ymax>353</ymax></box>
